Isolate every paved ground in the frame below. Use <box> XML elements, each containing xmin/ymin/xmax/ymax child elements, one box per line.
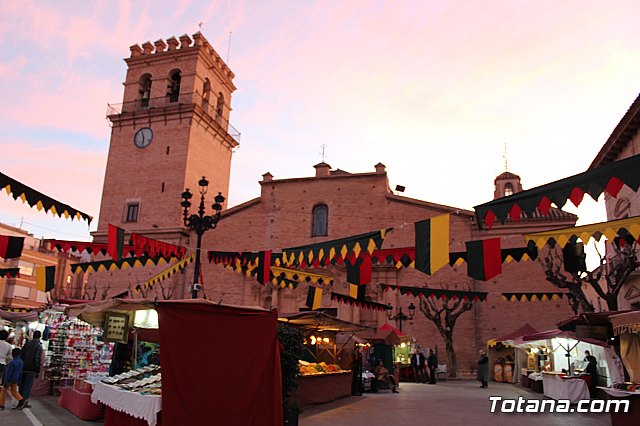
<box><xmin>301</xmin><ymin>381</ymin><xmax>614</xmax><ymax>426</ymax></box>
<box><xmin>0</xmin><ymin>380</ymin><xmax>621</xmax><ymax>425</ymax></box>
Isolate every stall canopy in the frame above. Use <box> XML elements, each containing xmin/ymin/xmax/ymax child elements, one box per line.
<box><xmin>610</xmin><ymin>310</ymin><xmax>640</xmax><ymax>382</ymax></box>
<box><xmin>370</xmin><ymin>324</ymin><xmax>407</xmax><ymax>346</ymax></box>
<box><xmin>66</xmin><ymin>299</ymin><xmax>283</xmax><ymax>426</ymax></box>
<box><xmin>278</xmin><ymin>311</ymin><xmax>370</xmax><ymax>333</ymax></box>
<box><xmin>0</xmin><ymin>308</ymin><xmax>39</xmax><ymax>322</ymax></box>
<box><xmin>522</xmin><ymin>329</ymin><xmax>608</xmax><ymax>347</ymax></box>
<box><xmin>488</xmin><ymin>323</ymin><xmax>538</xmax><ymax>347</ymax></box>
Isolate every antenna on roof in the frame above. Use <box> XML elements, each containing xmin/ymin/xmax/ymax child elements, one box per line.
<box><xmin>198</xmin><ymin>21</ymin><xmax>204</xmax><ymax>32</ymax></box>
<box><xmin>226</xmin><ymin>31</ymin><xmax>232</xmax><ymax>64</ymax></box>
<box><xmin>503</xmin><ymin>142</ymin><xmax>509</xmax><ymax>172</ymax></box>
<box><xmin>320</xmin><ymin>144</ymin><xmax>328</xmax><ymax>162</ymax></box>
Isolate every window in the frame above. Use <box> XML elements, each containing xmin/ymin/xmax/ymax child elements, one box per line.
<box><xmin>312</xmin><ymin>204</ymin><xmax>328</xmax><ymax>236</ymax></box>
<box><xmin>167</xmin><ymin>70</ymin><xmax>181</xmax><ymax>102</ymax></box>
<box><xmin>216</xmin><ymin>92</ymin><xmax>224</xmax><ymax>122</ymax></box>
<box><xmin>126</xmin><ymin>202</ymin><xmax>139</xmax><ymax>222</ymax></box>
<box><xmin>202</xmin><ymin>78</ymin><xmax>211</xmax><ymax>110</ymax></box>
<box><xmin>139</xmin><ymin>74</ymin><xmax>152</xmax><ymax>108</ymax></box>
<box><xmin>504</xmin><ymin>183</ymin><xmax>514</xmax><ymax>196</ymax></box>
<box><xmin>18</xmin><ymin>261</ymin><xmax>35</xmax><ymax>276</ymax></box>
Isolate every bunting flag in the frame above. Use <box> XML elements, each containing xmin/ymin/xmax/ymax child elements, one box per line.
<box><xmin>0</xmin><ymin>235</ymin><xmax>24</xmax><ymax>259</ymax></box>
<box><xmin>306</xmin><ymin>286</ymin><xmax>323</xmax><ymax>310</ymax></box>
<box><xmin>330</xmin><ymin>292</ymin><xmax>389</xmax><ymax>312</ymax></box>
<box><xmin>345</xmin><ymin>254</ymin><xmax>372</xmax><ymax>301</ymax></box>
<box><xmin>380</xmin><ymin>283</ymin><xmax>488</xmax><ymax>301</ymax></box>
<box><xmin>282</xmin><ymin>228</ymin><xmax>391</xmax><ymax>267</ymax></box>
<box><xmin>415</xmin><ymin>214</ymin><xmax>450</xmax><ymax>275</ymax></box>
<box><xmin>349</xmin><ymin>283</ymin><xmax>367</xmax><ymax>300</ymax></box>
<box><xmin>270</xmin><ymin>266</ymin><xmax>334</xmax><ymax>287</ymax></box>
<box><xmin>131</xmin><ymin>233</ymin><xmax>186</xmax><ymax>259</ymax></box>
<box><xmin>49</xmin><ymin>239</ymin><xmax>135</xmax><ymax>256</ymax></box>
<box><xmin>465</xmin><ymin>238</ymin><xmax>502</xmax><ymax>281</ymax></box>
<box><xmin>70</xmin><ymin>256</ymin><xmax>171</xmax><ymax>274</ymax></box>
<box><xmin>0</xmin><ymin>268</ymin><xmax>20</xmax><ymax>278</ymax></box>
<box><xmin>562</xmin><ymin>242</ymin><xmax>587</xmax><ymax>273</ymax></box>
<box><xmin>134</xmin><ymin>256</ymin><xmax>194</xmax><ymax>294</ymax></box>
<box><xmin>0</xmin><ymin>171</ymin><xmax>93</xmax><ymax>225</ymax></box>
<box><xmin>525</xmin><ymin>215</ymin><xmax>640</xmax><ymax>249</ymax></box>
<box><xmin>108</xmin><ymin>224</ymin><xmax>126</xmax><ymax>261</ymax></box>
<box><xmin>474</xmin><ymin>153</ymin><xmax>640</xmax><ymax>228</ymax></box>
<box><xmin>35</xmin><ymin>266</ymin><xmax>56</xmax><ymax>292</ymax></box>
<box><xmin>502</xmin><ymin>292</ymin><xmax>568</xmax><ymax>302</ymax></box>
<box><xmin>371</xmin><ymin>247</ymin><xmax>416</xmax><ymax>269</ymax></box>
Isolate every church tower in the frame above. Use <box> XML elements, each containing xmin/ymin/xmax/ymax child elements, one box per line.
<box><xmin>94</xmin><ymin>33</ymin><xmax>239</xmax><ymax>244</ymax></box>
<box><xmin>493</xmin><ymin>171</ymin><xmax>523</xmax><ymax>199</ymax></box>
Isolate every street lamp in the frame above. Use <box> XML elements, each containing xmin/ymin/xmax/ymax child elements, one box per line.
<box><xmin>386</xmin><ymin>302</ymin><xmax>416</xmax><ymax>332</ymax></box>
<box><xmin>181</xmin><ymin>176</ymin><xmax>225</xmax><ymax>298</ymax></box>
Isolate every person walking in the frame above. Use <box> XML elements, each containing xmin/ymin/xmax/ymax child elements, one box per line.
<box><xmin>584</xmin><ymin>350</ymin><xmax>598</xmax><ymax>396</ymax></box>
<box><xmin>0</xmin><ymin>348</ymin><xmax>25</xmax><ymax>410</ymax></box>
<box><xmin>427</xmin><ymin>349</ymin><xmax>438</xmax><ymax>384</ymax></box>
<box><xmin>19</xmin><ymin>330</ymin><xmax>43</xmax><ymax>407</ymax></box>
<box><xmin>0</xmin><ymin>330</ymin><xmax>13</xmax><ymax>386</ymax></box>
<box><xmin>410</xmin><ymin>349</ymin><xmax>426</xmax><ymax>383</ymax></box>
<box><xmin>477</xmin><ymin>350</ymin><xmax>490</xmax><ymax>389</ymax></box>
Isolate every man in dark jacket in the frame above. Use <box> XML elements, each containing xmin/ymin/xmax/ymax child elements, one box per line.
<box><xmin>410</xmin><ymin>350</ymin><xmax>426</xmax><ymax>383</ymax></box>
<box><xmin>19</xmin><ymin>330</ymin><xmax>43</xmax><ymax>407</ymax></box>
<box><xmin>427</xmin><ymin>349</ymin><xmax>438</xmax><ymax>384</ymax></box>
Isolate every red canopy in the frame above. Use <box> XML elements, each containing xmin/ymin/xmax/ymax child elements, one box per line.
<box><xmin>522</xmin><ymin>328</ymin><xmax>608</xmax><ymax>347</ymax></box>
<box><xmin>378</xmin><ymin>323</ymin><xmax>406</xmax><ymax>336</ymax></box>
<box><xmin>495</xmin><ymin>323</ymin><xmax>538</xmax><ymax>343</ymax></box>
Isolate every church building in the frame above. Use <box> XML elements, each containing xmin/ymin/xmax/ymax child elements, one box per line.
<box><xmin>92</xmin><ymin>33</ymin><xmax>578</xmax><ymax>372</ymax></box>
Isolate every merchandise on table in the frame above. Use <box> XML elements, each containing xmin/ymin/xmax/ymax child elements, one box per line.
<box><xmin>612</xmin><ymin>382</ymin><xmax>640</xmax><ymax>392</ymax></box>
<box><xmin>44</xmin><ymin>314</ymin><xmax>114</xmax><ymax>381</ymax></box>
<box><xmin>102</xmin><ymin>365</ymin><xmax>162</xmax><ymax>395</ymax></box>
<box><xmin>299</xmin><ymin>360</ymin><xmax>348</xmax><ymax>375</ymax></box>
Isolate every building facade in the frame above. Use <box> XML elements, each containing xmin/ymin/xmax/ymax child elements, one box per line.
<box><xmin>589</xmin><ymin>93</ymin><xmax>640</xmax><ymax>310</ymax></box>
<box><xmin>1</xmin><ymin>223</ymin><xmax>79</xmax><ymax>309</ymax></box>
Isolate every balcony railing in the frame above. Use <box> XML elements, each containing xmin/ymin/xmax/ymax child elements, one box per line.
<box><xmin>107</xmin><ymin>91</ymin><xmax>241</xmax><ymax>144</ymax></box>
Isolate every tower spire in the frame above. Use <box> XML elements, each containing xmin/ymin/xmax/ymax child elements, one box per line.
<box><xmin>503</xmin><ymin>142</ymin><xmax>509</xmax><ymax>171</ymax></box>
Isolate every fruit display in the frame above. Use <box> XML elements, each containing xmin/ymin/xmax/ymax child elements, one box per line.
<box><xmin>298</xmin><ymin>360</ymin><xmax>349</xmax><ymax>376</ymax></box>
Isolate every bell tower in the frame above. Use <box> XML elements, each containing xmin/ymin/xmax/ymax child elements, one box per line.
<box><xmin>93</xmin><ymin>33</ymin><xmax>239</xmax><ymax>244</ymax></box>
<box><xmin>494</xmin><ymin>171</ymin><xmax>523</xmax><ymax>199</ymax></box>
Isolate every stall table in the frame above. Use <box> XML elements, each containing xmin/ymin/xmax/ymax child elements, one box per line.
<box><xmin>92</xmin><ymin>381</ymin><xmax>162</xmax><ymax>426</ymax></box>
<box><xmin>598</xmin><ymin>387</ymin><xmax>640</xmax><ymax>426</ymax></box>
<box><xmin>542</xmin><ymin>373</ymin><xmax>590</xmax><ymax>404</ymax></box>
<box><xmin>528</xmin><ymin>373</ymin><xmax>544</xmax><ymax>393</ymax></box>
<box><xmin>57</xmin><ymin>381</ymin><xmax>103</xmax><ymax>420</ymax></box>
<box><xmin>294</xmin><ymin>371</ymin><xmax>352</xmax><ymax>406</ymax></box>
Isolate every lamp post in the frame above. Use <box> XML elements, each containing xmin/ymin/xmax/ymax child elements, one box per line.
<box><xmin>386</xmin><ymin>302</ymin><xmax>416</xmax><ymax>332</ymax></box>
<box><xmin>181</xmin><ymin>176</ymin><xmax>225</xmax><ymax>299</ymax></box>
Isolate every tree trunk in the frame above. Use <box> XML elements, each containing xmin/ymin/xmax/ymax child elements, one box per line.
<box><xmin>444</xmin><ymin>332</ymin><xmax>457</xmax><ymax>378</ymax></box>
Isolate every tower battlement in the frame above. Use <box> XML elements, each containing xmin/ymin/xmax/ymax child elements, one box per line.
<box><xmin>129</xmin><ymin>32</ymin><xmax>234</xmax><ymax>80</ymax></box>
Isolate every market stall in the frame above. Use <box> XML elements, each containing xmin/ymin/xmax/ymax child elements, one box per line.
<box><xmin>605</xmin><ymin>311</ymin><xmax>640</xmax><ymax>426</ymax></box>
<box><xmin>67</xmin><ymin>298</ymin><xmax>283</xmax><ymax>426</ymax></box>
<box><xmin>279</xmin><ymin>311</ymin><xmax>369</xmax><ymax>406</ymax></box>
<box><xmin>522</xmin><ymin>328</ymin><xmax>609</xmax><ymax>401</ymax></box>
<box><xmin>487</xmin><ymin>323</ymin><xmax>538</xmax><ymax>384</ymax></box>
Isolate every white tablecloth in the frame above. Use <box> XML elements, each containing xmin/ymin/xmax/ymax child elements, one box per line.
<box><xmin>597</xmin><ymin>386</ymin><xmax>640</xmax><ymax>398</ymax></box>
<box><xmin>92</xmin><ymin>381</ymin><xmax>162</xmax><ymax>426</ymax></box>
<box><xmin>542</xmin><ymin>374</ymin><xmax>590</xmax><ymax>403</ymax></box>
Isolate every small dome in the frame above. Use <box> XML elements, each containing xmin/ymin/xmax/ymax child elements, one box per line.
<box><xmin>495</xmin><ymin>171</ymin><xmax>521</xmax><ymax>181</ymax></box>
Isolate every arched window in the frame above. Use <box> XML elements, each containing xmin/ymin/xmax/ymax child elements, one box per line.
<box><xmin>215</xmin><ymin>92</ymin><xmax>224</xmax><ymax>122</ymax></box>
<box><xmin>504</xmin><ymin>183</ymin><xmax>514</xmax><ymax>196</ymax></box>
<box><xmin>312</xmin><ymin>204</ymin><xmax>328</xmax><ymax>237</ymax></box>
<box><xmin>202</xmin><ymin>78</ymin><xmax>211</xmax><ymax>110</ymax></box>
<box><xmin>139</xmin><ymin>74</ymin><xmax>152</xmax><ymax>108</ymax></box>
<box><xmin>167</xmin><ymin>70</ymin><xmax>181</xmax><ymax>102</ymax></box>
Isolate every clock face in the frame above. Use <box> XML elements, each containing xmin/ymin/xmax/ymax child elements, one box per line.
<box><xmin>134</xmin><ymin>127</ymin><xmax>153</xmax><ymax>148</ymax></box>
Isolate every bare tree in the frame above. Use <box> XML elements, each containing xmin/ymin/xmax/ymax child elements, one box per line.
<box><xmin>419</xmin><ymin>295</ymin><xmax>475</xmax><ymax>378</ymax></box>
<box><xmin>541</xmin><ymin>240</ymin><xmax>640</xmax><ymax>313</ymax></box>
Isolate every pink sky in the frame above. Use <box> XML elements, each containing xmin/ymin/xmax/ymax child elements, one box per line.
<box><xmin>1</xmin><ymin>0</ymin><xmax>639</xmax><ymax>241</ymax></box>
